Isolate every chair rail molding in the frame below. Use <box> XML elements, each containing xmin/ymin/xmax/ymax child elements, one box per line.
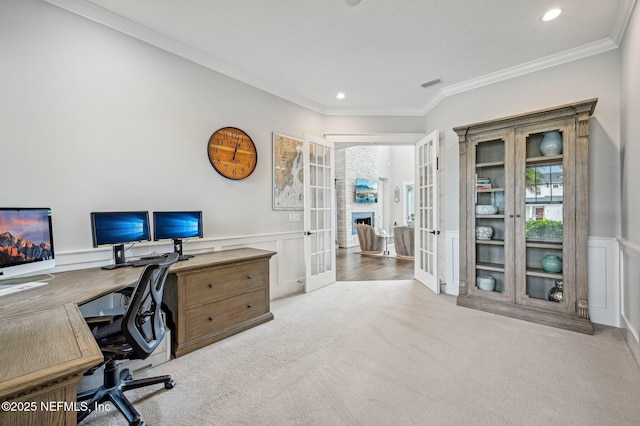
<box><xmin>53</xmin><ymin>231</ymin><xmax>305</xmax><ymax>300</ymax></box>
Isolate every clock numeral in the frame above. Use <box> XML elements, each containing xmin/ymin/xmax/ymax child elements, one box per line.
<box><xmin>216</xmin><ymin>157</ymin><xmax>221</xmax><ymax>165</ymax></box>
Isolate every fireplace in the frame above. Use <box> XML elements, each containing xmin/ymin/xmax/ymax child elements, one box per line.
<box><xmin>352</xmin><ymin>212</ymin><xmax>374</xmax><ymax>234</ymax></box>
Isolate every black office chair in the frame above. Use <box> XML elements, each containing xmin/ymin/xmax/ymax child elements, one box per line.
<box><xmin>77</xmin><ymin>252</ymin><xmax>179</xmax><ymax>426</ymax></box>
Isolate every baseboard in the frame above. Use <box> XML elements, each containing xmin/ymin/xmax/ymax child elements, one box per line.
<box><xmin>622</xmin><ymin>318</ymin><xmax>640</xmax><ymax>367</ymax></box>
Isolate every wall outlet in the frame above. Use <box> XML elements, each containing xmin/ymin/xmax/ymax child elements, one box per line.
<box><xmin>288</xmin><ymin>213</ymin><xmax>302</xmax><ymax>222</ymax></box>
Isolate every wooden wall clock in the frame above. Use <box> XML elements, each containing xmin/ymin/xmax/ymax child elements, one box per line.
<box><xmin>207</xmin><ymin>127</ymin><xmax>257</xmax><ymax>180</ymax></box>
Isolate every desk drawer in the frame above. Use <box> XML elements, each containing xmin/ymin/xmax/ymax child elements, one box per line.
<box><xmin>185</xmin><ymin>289</ymin><xmax>267</xmax><ymax>341</ymax></box>
<box><xmin>184</xmin><ymin>261</ymin><xmax>267</xmax><ymax>307</ymax></box>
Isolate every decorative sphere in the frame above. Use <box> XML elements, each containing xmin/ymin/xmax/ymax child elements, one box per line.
<box><xmin>541</xmin><ymin>255</ymin><xmax>562</xmax><ymax>273</ymax></box>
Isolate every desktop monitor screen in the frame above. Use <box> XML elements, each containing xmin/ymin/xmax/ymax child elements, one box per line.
<box><xmin>91</xmin><ymin>211</ymin><xmax>151</xmax><ymax>247</ymax></box>
<box><xmin>0</xmin><ymin>207</ymin><xmax>55</xmax><ymax>279</ymax></box>
<box><xmin>153</xmin><ymin>211</ymin><xmax>203</xmax><ymax>241</ymax></box>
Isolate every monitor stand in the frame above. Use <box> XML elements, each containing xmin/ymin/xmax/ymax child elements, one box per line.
<box><xmin>173</xmin><ymin>239</ymin><xmax>193</xmax><ymax>260</ymax></box>
<box><xmin>102</xmin><ymin>244</ymin><xmax>129</xmax><ymax>270</ymax></box>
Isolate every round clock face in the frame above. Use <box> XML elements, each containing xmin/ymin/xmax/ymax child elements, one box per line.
<box><xmin>207</xmin><ymin>127</ymin><xmax>257</xmax><ymax>180</ymax></box>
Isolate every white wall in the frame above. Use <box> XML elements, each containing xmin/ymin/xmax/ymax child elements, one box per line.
<box><xmin>619</xmin><ymin>1</ymin><xmax>640</xmax><ymax>364</ymax></box>
<box><xmin>0</xmin><ymin>0</ymin><xmax>322</xmax><ymax>298</ymax></box>
<box><xmin>388</xmin><ymin>146</ymin><xmax>415</xmax><ymax>227</ymax></box>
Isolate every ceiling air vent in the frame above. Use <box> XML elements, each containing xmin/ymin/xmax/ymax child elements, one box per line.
<box><xmin>420</xmin><ymin>78</ymin><xmax>442</xmax><ymax>89</ymax></box>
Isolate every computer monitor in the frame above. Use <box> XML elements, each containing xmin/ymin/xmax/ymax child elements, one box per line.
<box><xmin>153</xmin><ymin>211</ymin><xmax>203</xmax><ymax>258</ymax></box>
<box><xmin>91</xmin><ymin>211</ymin><xmax>151</xmax><ymax>269</ymax></box>
<box><xmin>0</xmin><ymin>207</ymin><xmax>55</xmax><ymax>281</ymax></box>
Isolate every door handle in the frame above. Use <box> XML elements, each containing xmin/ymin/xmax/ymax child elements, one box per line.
<box><xmin>304</xmin><ymin>231</ymin><xmax>314</xmax><ymax>236</ymax></box>
<box><xmin>429</xmin><ymin>230</ymin><xmax>441</xmax><ymax>235</ymax></box>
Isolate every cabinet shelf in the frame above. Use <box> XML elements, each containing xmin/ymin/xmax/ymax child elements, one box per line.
<box><xmin>476</xmin><ymin>161</ymin><xmax>505</xmax><ymax>168</ymax></box>
<box><xmin>526</xmin><ymin>267</ymin><xmax>563</xmax><ymax>279</ymax></box>
<box><xmin>476</xmin><ymin>214</ymin><xmax>504</xmax><ymax>219</ymax></box>
<box><xmin>476</xmin><ymin>262</ymin><xmax>505</xmax><ymax>272</ymax></box>
<box><xmin>476</xmin><ymin>239</ymin><xmax>504</xmax><ymax>245</ymax></box>
<box><xmin>526</xmin><ymin>154</ymin><xmax>562</xmax><ymax>164</ymax></box>
<box><xmin>525</xmin><ymin>241</ymin><xmax>562</xmax><ymax>249</ymax></box>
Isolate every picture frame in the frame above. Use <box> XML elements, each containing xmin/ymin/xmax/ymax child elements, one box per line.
<box><xmin>272</xmin><ymin>132</ymin><xmax>303</xmax><ymax>210</ymax></box>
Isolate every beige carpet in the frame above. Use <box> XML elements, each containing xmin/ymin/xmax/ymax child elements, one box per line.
<box><xmin>83</xmin><ymin>280</ymin><xmax>640</xmax><ymax>425</ymax></box>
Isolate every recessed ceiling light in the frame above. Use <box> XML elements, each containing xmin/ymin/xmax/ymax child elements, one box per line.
<box><xmin>336</xmin><ymin>92</ymin><xmax>346</xmax><ymax>100</ymax></box>
<box><xmin>542</xmin><ymin>8</ymin><xmax>562</xmax><ymax>22</ymax></box>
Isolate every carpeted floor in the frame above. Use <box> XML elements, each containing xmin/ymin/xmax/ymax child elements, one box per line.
<box><xmin>82</xmin><ymin>280</ymin><xmax>640</xmax><ymax>425</ymax></box>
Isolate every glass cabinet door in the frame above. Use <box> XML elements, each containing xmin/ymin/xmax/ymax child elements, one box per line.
<box><xmin>517</xmin><ymin>127</ymin><xmax>571</xmax><ymax>311</ymax></box>
<box><xmin>472</xmin><ymin>136</ymin><xmax>512</xmax><ymax>300</ymax></box>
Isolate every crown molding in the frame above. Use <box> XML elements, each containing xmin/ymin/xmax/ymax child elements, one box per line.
<box><xmin>611</xmin><ymin>0</ymin><xmax>638</xmax><ymax>45</ymax></box>
<box><xmin>43</xmin><ymin>0</ymin><xmax>327</xmax><ymax>115</ymax></box>
<box><xmin>420</xmin><ymin>37</ymin><xmax>618</xmax><ymax>115</ymax></box>
<box><xmin>323</xmin><ymin>107</ymin><xmax>426</xmax><ymax>117</ymax></box>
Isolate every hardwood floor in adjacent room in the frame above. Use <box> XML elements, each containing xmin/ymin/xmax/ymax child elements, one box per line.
<box><xmin>336</xmin><ymin>246</ymin><xmax>414</xmax><ymax>281</ymax></box>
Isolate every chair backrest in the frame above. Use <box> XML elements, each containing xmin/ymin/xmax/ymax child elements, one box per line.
<box><xmin>393</xmin><ymin>226</ymin><xmax>415</xmax><ymax>257</ymax></box>
<box><xmin>354</xmin><ymin>224</ymin><xmax>383</xmax><ymax>252</ymax></box>
<box><xmin>121</xmin><ymin>252</ymin><xmax>179</xmax><ymax>359</ymax></box>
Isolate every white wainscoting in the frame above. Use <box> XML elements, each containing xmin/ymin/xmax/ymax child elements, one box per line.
<box><xmin>587</xmin><ymin>237</ymin><xmax>620</xmax><ymax>327</ymax></box>
<box><xmin>619</xmin><ymin>238</ymin><xmax>640</xmax><ymax>365</ymax></box>
<box><xmin>441</xmin><ymin>232</ymin><xmax>620</xmax><ymax>327</ymax></box>
<box><xmin>53</xmin><ymin>231</ymin><xmax>306</xmax><ymax>300</ymax></box>
<box><xmin>443</xmin><ymin>231</ymin><xmax>460</xmax><ymax>296</ymax></box>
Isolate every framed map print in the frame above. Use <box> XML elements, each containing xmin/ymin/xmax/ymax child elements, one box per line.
<box><xmin>272</xmin><ymin>132</ymin><xmax>303</xmax><ymax>210</ymax></box>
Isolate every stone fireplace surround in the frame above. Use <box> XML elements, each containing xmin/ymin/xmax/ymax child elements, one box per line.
<box><xmin>336</xmin><ymin>146</ymin><xmax>382</xmax><ymax>248</ymax></box>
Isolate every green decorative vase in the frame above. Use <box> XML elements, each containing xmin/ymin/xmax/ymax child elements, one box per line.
<box><xmin>541</xmin><ymin>255</ymin><xmax>562</xmax><ymax>273</ymax></box>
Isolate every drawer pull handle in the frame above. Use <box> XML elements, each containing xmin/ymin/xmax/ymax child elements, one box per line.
<box><xmin>208</xmin><ymin>284</ymin><xmax>213</xmax><ymax>289</ymax></box>
<box><xmin>208</xmin><ymin>316</ymin><xmax>214</xmax><ymax>321</ymax></box>
<box><xmin>247</xmin><ymin>304</ymin><xmax>252</xmax><ymax>309</ymax></box>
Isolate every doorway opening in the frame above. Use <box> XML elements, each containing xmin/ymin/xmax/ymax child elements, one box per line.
<box><xmin>331</xmin><ymin>139</ymin><xmax>417</xmax><ymax>281</ymax></box>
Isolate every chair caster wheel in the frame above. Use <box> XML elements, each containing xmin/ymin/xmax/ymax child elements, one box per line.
<box><xmin>165</xmin><ymin>380</ymin><xmax>176</xmax><ymax>389</ymax></box>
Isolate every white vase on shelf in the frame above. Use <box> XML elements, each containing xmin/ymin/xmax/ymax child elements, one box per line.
<box><xmin>539</xmin><ymin>131</ymin><xmax>563</xmax><ymax>156</ymax></box>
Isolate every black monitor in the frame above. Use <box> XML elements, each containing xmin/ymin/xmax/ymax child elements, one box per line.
<box><xmin>0</xmin><ymin>207</ymin><xmax>55</xmax><ymax>280</ymax></box>
<box><xmin>91</xmin><ymin>211</ymin><xmax>151</xmax><ymax>269</ymax></box>
<box><xmin>153</xmin><ymin>211</ymin><xmax>203</xmax><ymax>258</ymax></box>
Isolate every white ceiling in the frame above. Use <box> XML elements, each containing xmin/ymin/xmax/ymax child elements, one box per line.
<box><xmin>45</xmin><ymin>0</ymin><xmax>635</xmax><ymax>116</ymax></box>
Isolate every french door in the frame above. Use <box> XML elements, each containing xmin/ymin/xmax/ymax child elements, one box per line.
<box><xmin>415</xmin><ymin>130</ymin><xmax>439</xmax><ymax>293</ymax></box>
<box><xmin>303</xmin><ymin>133</ymin><xmax>336</xmax><ymax>292</ymax></box>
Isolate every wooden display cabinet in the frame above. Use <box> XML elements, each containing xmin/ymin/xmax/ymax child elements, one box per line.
<box><xmin>455</xmin><ymin>99</ymin><xmax>597</xmax><ymax>334</ymax></box>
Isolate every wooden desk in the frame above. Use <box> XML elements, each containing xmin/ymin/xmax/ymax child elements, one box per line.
<box><xmin>163</xmin><ymin>248</ymin><xmax>276</xmax><ymax>357</ymax></box>
<box><xmin>0</xmin><ymin>248</ymin><xmax>275</xmax><ymax>425</ymax></box>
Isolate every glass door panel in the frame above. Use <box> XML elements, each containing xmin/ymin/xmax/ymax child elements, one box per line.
<box><xmin>473</xmin><ymin>139</ymin><xmax>506</xmax><ymax>297</ymax></box>
<box><xmin>523</xmin><ymin>136</ymin><xmax>565</xmax><ymax>306</ymax></box>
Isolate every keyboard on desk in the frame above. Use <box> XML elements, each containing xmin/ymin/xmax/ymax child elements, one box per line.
<box><xmin>130</xmin><ymin>254</ymin><xmax>192</xmax><ymax>267</ymax></box>
<box><xmin>130</xmin><ymin>256</ymin><xmax>168</xmax><ymax>267</ymax></box>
